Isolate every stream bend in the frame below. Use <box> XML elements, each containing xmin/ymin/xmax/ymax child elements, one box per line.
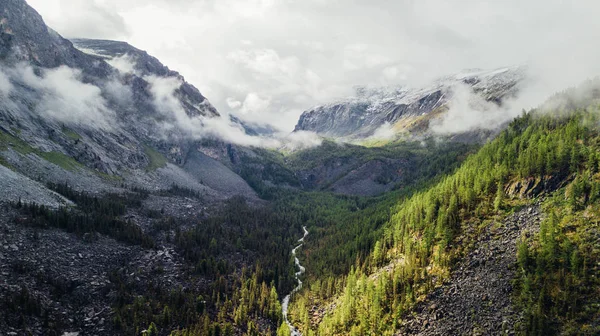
<box><xmin>281</xmin><ymin>226</ymin><xmax>309</xmax><ymax>336</ymax></box>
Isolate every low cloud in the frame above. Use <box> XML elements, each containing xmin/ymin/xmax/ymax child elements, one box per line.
<box><xmin>103</xmin><ymin>77</ymin><xmax>133</xmax><ymax>107</ymax></box>
<box><xmin>3</xmin><ymin>58</ymin><xmax>320</xmax><ymax>150</ymax></box>
<box><xmin>282</xmin><ymin>130</ymin><xmax>323</xmax><ymax>151</ymax></box>
<box><xmin>145</xmin><ymin>74</ymin><xmax>322</xmax><ymax>149</ymax></box>
<box><xmin>429</xmin><ymin>68</ymin><xmax>600</xmax><ymax>136</ymax></box>
<box><xmin>0</xmin><ymin>69</ymin><xmax>12</xmax><ymax>96</ymax></box>
<box><xmin>368</xmin><ymin>122</ymin><xmax>397</xmax><ymax>141</ymax></box>
<box><xmin>107</xmin><ymin>54</ymin><xmax>138</xmax><ymax>75</ymax></box>
<box><xmin>429</xmin><ymin>83</ymin><xmax>515</xmax><ymax>134</ymax></box>
<box><xmin>13</xmin><ymin>64</ymin><xmax>116</xmax><ymax>130</ymax></box>
<box><xmin>537</xmin><ymin>78</ymin><xmax>600</xmax><ymax>113</ymax></box>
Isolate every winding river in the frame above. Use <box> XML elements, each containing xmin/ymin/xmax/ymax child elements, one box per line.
<box><xmin>281</xmin><ymin>226</ymin><xmax>309</xmax><ymax>336</ymax></box>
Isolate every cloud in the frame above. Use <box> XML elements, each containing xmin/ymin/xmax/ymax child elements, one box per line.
<box><xmin>13</xmin><ymin>64</ymin><xmax>116</xmax><ymax>130</ymax></box>
<box><xmin>240</xmin><ymin>93</ymin><xmax>271</xmax><ymax>115</ymax></box>
<box><xmin>103</xmin><ymin>78</ymin><xmax>133</xmax><ymax>106</ymax></box>
<box><xmin>145</xmin><ymin>73</ymin><xmax>322</xmax><ymax>149</ymax></box>
<box><xmin>0</xmin><ymin>70</ymin><xmax>12</xmax><ymax>96</ymax></box>
<box><xmin>106</xmin><ymin>54</ymin><xmax>138</xmax><ymax>75</ymax></box>
<box><xmin>26</xmin><ymin>0</ymin><xmax>600</xmax><ymax>134</ymax></box>
<box><xmin>27</xmin><ymin>0</ymin><xmax>129</xmax><ymax>39</ymax></box>
<box><xmin>368</xmin><ymin>122</ymin><xmax>397</xmax><ymax>141</ymax></box>
<box><xmin>429</xmin><ymin>83</ymin><xmax>514</xmax><ymax>134</ymax></box>
<box><xmin>280</xmin><ymin>130</ymin><xmax>323</xmax><ymax>151</ymax></box>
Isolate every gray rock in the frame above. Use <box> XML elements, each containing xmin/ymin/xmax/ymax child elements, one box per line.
<box><xmin>295</xmin><ymin>67</ymin><xmax>525</xmax><ymax>141</ymax></box>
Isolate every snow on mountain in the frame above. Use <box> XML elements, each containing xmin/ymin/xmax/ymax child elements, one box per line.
<box><xmin>294</xmin><ymin>66</ymin><xmax>526</xmax><ymax>140</ymax></box>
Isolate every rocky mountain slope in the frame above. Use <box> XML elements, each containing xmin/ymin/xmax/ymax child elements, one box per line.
<box><xmin>294</xmin><ymin>67</ymin><xmax>525</xmax><ymax>140</ymax></box>
<box><xmin>0</xmin><ymin>0</ymin><xmax>260</xmax><ymax>206</ymax></box>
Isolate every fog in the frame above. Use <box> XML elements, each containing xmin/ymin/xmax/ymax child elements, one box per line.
<box><xmin>10</xmin><ymin>64</ymin><xmax>116</xmax><ymax>130</ymax></box>
<box><xmin>27</xmin><ymin>0</ymin><xmax>600</xmax><ymax>133</ymax></box>
<box><xmin>0</xmin><ymin>69</ymin><xmax>12</xmax><ymax>96</ymax></box>
<box><xmin>145</xmin><ymin>73</ymin><xmax>322</xmax><ymax>149</ymax></box>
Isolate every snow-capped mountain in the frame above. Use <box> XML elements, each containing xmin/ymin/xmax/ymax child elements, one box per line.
<box><xmin>294</xmin><ymin>66</ymin><xmax>525</xmax><ymax>140</ymax></box>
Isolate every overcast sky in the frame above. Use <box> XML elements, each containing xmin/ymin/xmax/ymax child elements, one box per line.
<box><xmin>27</xmin><ymin>0</ymin><xmax>600</xmax><ymax>131</ymax></box>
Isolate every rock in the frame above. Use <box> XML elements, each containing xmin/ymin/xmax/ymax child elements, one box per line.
<box><xmin>396</xmin><ymin>205</ymin><xmax>541</xmax><ymax>336</ymax></box>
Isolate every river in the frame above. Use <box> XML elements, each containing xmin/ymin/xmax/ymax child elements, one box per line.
<box><xmin>281</xmin><ymin>226</ymin><xmax>309</xmax><ymax>336</ymax></box>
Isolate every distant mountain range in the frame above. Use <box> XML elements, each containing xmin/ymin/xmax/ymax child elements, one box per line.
<box><xmin>295</xmin><ymin>67</ymin><xmax>525</xmax><ymax>140</ymax></box>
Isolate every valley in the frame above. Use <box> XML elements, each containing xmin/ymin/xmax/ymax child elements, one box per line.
<box><xmin>1</xmin><ymin>1</ymin><xmax>600</xmax><ymax>335</ymax></box>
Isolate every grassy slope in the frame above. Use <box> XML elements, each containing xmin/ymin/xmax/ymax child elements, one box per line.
<box><xmin>0</xmin><ymin>130</ymin><xmax>84</xmax><ymax>171</ymax></box>
<box><xmin>143</xmin><ymin>145</ymin><xmax>168</xmax><ymax>172</ymax></box>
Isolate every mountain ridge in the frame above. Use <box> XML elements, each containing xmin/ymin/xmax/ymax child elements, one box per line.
<box><xmin>294</xmin><ymin>66</ymin><xmax>525</xmax><ymax>141</ymax></box>
<box><xmin>0</xmin><ymin>0</ymin><xmax>259</xmax><ymax>206</ymax></box>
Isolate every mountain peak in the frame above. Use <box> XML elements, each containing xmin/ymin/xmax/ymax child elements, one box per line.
<box><xmin>294</xmin><ymin>66</ymin><xmax>525</xmax><ymax>140</ymax></box>
<box><xmin>0</xmin><ymin>0</ymin><xmax>110</xmax><ymax>75</ymax></box>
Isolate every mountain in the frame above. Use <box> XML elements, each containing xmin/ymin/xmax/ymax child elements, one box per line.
<box><xmin>1</xmin><ymin>1</ymin><xmax>599</xmax><ymax>336</ymax></box>
<box><xmin>0</xmin><ymin>0</ymin><xmax>109</xmax><ymax>73</ymax></box>
<box><xmin>286</xmin><ymin>83</ymin><xmax>600</xmax><ymax>335</ymax></box>
<box><xmin>294</xmin><ymin>67</ymin><xmax>525</xmax><ymax>141</ymax></box>
<box><xmin>70</xmin><ymin>38</ymin><xmax>219</xmax><ymax>119</ymax></box>
<box><xmin>0</xmin><ymin>0</ymin><xmax>260</xmax><ymax>206</ymax></box>
<box><xmin>228</xmin><ymin>114</ymin><xmax>278</xmax><ymax>136</ymax></box>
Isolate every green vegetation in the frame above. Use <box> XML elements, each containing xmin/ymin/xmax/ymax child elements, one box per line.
<box><xmin>5</xmin><ymin>85</ymin><xmax>600</xmax><ymax>335</ymax></box>
<box><xmin>144</xmin><ymin>145</ymin><xmax>168</xmax><ymax>172</ymax></box>
<box><xmin>161</xmin><ymin>270</ymin><xmax>284</xmax><ymax>336</ymax></box>
<box><xmin>0</xmin><ymin>129</ymin><xmax>37</xmax><ymax>154</ymax></box>
<box><xmin>286</xmin><ymin>139</ymin><xmax>475</xmax><ymax>187</ymax></box>
<box><xmin>237</xmin><ymin>148</ymin><xmax>301</xmax><ymax>199</ymax></box>
<box><xmin>38</xmin><ymin>151</ymin><xmax>84</xmax><ymax>171</ymax></box>
<box><xmin>237</xmin><ymin>137</ymin><xmax>475</xmax><ymax>202</ymax></box>
<box><xmin>108</xmin><ymin>196</ymin><xmax>315</xmax><ymax>335</ymax></box>
<box><xmin>10</xmin><ymin>182</ymin><xmax>305</xmax><ymax>335</ymax></box>
<box><xmin>61</xmin><ymin>127</ymin><xmax>82</xmax><ymax>141</ymax></box>
<box><xmin>287</xmin><ymin>104</ymin><xmax>600</xmax><ymax>335</ymax></box>
<box><xmin>0</xmin><ymin>155</ymin><xmax>12</xmax><ymax>169</ymax></box>
<box><xmin>15</xmin><ymin>182</ymin><xmax>154</xmax><ymax>248</ymax></box>
<box><xmin>285</xmin><ymin>140</ymin><xmax>421</xmax><ymax>171</ymax></box>
<box><xmin>174</xmin><ymin>197</ymin><xmax>301</xmax><ymax>290</ymax></box>
<box><xmin>0</xmin><ymin>129</ymin><xmax>83</xmax><ymax>171</ymax></box>
<box><xmin>271</xmin><ymin>139</ymin><xmax>476</xmax><ymax>280</ymax></box>
<box><xmin>516</xmin><ymin>186</ymin><xmax>600</xmax><ymax>335</ymax></box>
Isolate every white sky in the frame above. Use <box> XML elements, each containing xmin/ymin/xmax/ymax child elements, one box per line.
<box><xmin>27</xmin><ymin>0</ymin><xmax>600</xmax><ymax>131</ymax></box>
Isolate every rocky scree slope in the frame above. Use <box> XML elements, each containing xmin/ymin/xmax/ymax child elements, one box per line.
<box><xmin>397</xmin><ymin>205</ymin><xmax>542</xmax><ymax>336</ymax></box>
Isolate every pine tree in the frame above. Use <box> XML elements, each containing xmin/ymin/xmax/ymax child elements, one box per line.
<box><xmin>494</xmin><ymin>181</ymin><xmax>505</xmax><ymax>212</ymax></box>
